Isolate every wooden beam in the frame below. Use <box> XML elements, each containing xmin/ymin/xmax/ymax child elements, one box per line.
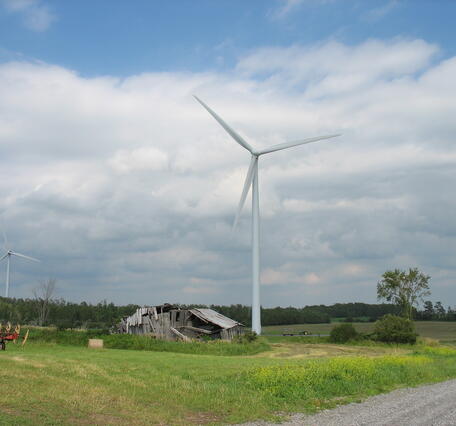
<box><xmin>170</xmin><ymin>327</ymin><xmax>191</xmax><ymax>342</ymax></box>
<box><xmin>180</xmin><ymin>325</ymin><xmax>215</xmax><ymax>335</ymax></box>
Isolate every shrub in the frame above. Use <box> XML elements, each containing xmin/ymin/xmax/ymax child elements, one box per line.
<box><xmin>418</xmin><ymin>337</ymin><xmax>439</xmax><ymax>347</ymax></box>
<box><xmin>55</xmin><ymin>320</ymin><xmax>73</xmax><ymax>331</ymax></box>
<box><xmin>234</xmin><ymin>331</ymin><xmax>257</xmax><ymax>343</ymax></box>
<box><xmin>373</xmin><ymin>314</ymin><xmax>417</xmax><ymax>344</ymax></box>
<box><xmin>329</xmin><ymin>323</ymin><xmax>358</xmax><ymax>343</ymax></box>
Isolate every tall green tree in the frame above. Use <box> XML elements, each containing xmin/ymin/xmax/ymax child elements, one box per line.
<box><xmin>377</xmin><ymin>268</ymin><xmax>431</xmax><ymax>319</ymax></box>
<box><xmin>434</xmin><ymin>301</ymin><xmax>446</xmax><ymax>319</ymax></box>
<box><xmin>423</xmin><ymin>300</ymin><xmax>434</xmax><ymax>320</ymax></box>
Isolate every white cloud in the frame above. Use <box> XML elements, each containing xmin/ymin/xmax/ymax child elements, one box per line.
<box><xmin>363</xmin><ymin>0</ymin><xmax>400</xmax><ymax>22</ymax></box>
<box><xmin>283</xmin><ymin>196</ymin><xmax>409</xmax><ymax>214</ymax></box>
<box><xmin>261</xmin><ymin>266</ymin><xmax>321</xmax><ymax>286</ymax></box>
<box><xmin>1</xmin><ymin>38</ymin><xmax>455</xmax><ymax>307</ymax></box>
<box><xmin>271</xmin><ymin>0</ymin><xmax>334</xmax><ymax>20</ymax></box>
<box><xmin>272</xmin><ymin>0</ymin><xmax>305</xmax><ymax>19</ymax></box>
<box><xmin>1</xmin><ymin>0</ymin><xmax>56</xmax><ymax>31</ymax></box>
<box><xmin>109</xmin><ymin>148</ymin><xmax>169</xmax><ymax>174</ymax></box>
<box><xmin>236</xmin><ymin>39</ymin><xmax>439</xmax><ymax>96</ymax></box>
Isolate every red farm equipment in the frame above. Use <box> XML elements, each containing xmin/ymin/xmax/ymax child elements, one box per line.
<box><xmin>0</xmin><ymin>323</ymin><xmax>29</xmax><ymax>350</ymax></box>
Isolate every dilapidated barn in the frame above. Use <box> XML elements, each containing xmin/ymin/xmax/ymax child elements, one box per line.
<box><xmin>117</xmin><ymin>303</ymin><xmax>244</xmax><ymax>341</ymax></box>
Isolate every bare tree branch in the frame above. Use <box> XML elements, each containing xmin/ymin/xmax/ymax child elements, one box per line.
<box><xmin>33</xmin><ymin>278</ymin><xmax>57</xmax><ymax>326</ymax></box>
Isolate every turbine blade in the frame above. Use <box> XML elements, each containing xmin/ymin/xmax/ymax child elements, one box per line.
<box><xmin>0</xmin><ymin>253</ymin><xmax>8</xmax><ymax>261</ymax></box>
<box><xmin>10</xmin><ymin>252</ymin><xmax>40</xmax><ymax>262</ymax></box>
<box><xmin>258</xmin><ymin>134</ymin><xmax>341</xmax><ymax>155</ymax></box>
<box><xmin>233</xmin><ymin>156</ymin><xmax>256</xmax><ymax>231</ymax></box>
<box><xmin>194</xmin><ymin>95</ymin><xmax>253</xmax><ymax>153</ymax></box>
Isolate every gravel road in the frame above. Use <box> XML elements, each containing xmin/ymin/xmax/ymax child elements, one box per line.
<box><xmin>240</xmin><ymin>379</ymin><xmax>456</xmax><ymax>426</ymax></box>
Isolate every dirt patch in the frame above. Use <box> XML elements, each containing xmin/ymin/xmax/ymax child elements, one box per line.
<box><xmin>255</xmin><ymin>343</ymin><xmax>410</xmax><ymax>359</ymax></box>
<box><xmin>69</xmin><ymin>413</ymin><xmax>128</xmax><ymax>425</ymax></box>
<box><xmin>0</xmin><ymin>406</ymin><xmax>24</xmax><ymax>417</ymax></box>
<box><xmin>10</xmin><ymin>356</ymin><xmax>46</xmax><ymax>368</ymax></box>
<box><xmin>186</xmin><ymin>411</ymin><xmax>221</xmax><ymax>424</ymax></box>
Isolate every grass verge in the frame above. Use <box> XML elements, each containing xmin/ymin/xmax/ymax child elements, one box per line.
<box><xmin>1</xmin><ymin>342</ymin><xmax>456</xmax><ymax>424</ymax></box>
<box><xmin>26</xmin><ymin>327</ymin><xmax>270</xmax><ymax>356</ymax></box>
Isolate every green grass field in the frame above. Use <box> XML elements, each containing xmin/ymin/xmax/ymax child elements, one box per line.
<box><xmin>263</xmin><ymin>321</ymin><xmax>456</xmax><ymax>344</ymax></box>
<box><xmin>1</xmin><ymin>322</ymin><xmax>456</xmax><ymax>425</ymax></box>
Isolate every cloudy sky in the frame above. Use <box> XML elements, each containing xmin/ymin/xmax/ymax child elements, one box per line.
<box><xmin>0</xmin><ymin>0</ymin><xmax>455</xmax><ymax>308</ymax></box>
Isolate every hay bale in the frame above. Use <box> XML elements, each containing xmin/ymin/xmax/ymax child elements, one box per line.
<box><xmin>88</xmin><ymin>338</ymin><xmax>104</xmax><ymax>349</ymax></box>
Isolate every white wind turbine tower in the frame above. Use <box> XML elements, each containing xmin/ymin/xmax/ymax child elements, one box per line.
<box><xmin>194</xmin><ymin>96</ymin><xmax>340</xmax><ymax>334</ymax></box>
<box><xmin>0</xmin><ymin>230</ymin><xmax>40</xmax><ymax>298</ymax></box>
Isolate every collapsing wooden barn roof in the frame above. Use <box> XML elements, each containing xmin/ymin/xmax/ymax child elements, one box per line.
<box><xmin>118</xmin><ymin>304</ymin><xmax>244</xmax><ymax>341</ymax></box>
<box><xmin>188</xmin><ymin>308</ymin><xmax>241</xmax><ymax>329</ymax></box>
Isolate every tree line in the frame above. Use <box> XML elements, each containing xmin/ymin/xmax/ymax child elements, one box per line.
<box><xmin>0</xmin><ymin>297</ymin><xmax>138</xmax><ymax>330</ymax></box>
<box><xmin>0</xmin><ymin>297</ymin><xmax>456</xmax><ymax>329</ymax></box>
<box><xmin>0</xmin><ymin>296</ymin><xmax>420</xmax><ymax>329</ymax></box>
<box><xmin>1</xmin><ymin>267</ymin><xmax>449</xmax><ymax>328</ymax></box>
<box><xmin>414</xmin><ymin>301</ymin><xmax>456</xmax><ymax>321</ymax></box>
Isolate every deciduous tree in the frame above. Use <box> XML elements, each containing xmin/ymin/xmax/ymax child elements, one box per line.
<box><xmin>377</xmin><ymin>268</ymin><xmax>431</xmax><ymax>319</ymax></box>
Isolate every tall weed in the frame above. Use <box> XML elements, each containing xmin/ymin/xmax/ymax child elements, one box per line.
<box><xmin>244</xmin><ymin>353</ymin><xmax>450</xmax><ymax>401</ymax></box>
<box><xmin>25</xmin><ymin>327</ymin><xmax>270</xmax><ymax>356</ymax></box>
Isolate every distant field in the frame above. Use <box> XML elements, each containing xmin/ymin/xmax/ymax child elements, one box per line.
<box><xmin>1</xmin><ymin>338</ymin><xmax>456</xmax><ymax>424</ymax></box>
<box><xmin>263</xmin><ymin>321</ymin><xmax>456</xmax><ymax>343</ymax></box>
<box><xmin>331</xmin><ymin>316</ymin><xmax>371</xmax><ymax>322</ymax></box>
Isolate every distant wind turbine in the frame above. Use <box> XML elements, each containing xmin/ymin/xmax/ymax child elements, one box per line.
<box><xmin>194</xmin><ymin>96</ymin><xmax>341</xmax><ymax>334</ymax></box>
<box><xmin>0</xmin><ymin>230</ymin><xmax>40</xmax><ymax>298</ymax></box>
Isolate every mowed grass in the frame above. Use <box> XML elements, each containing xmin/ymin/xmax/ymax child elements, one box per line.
<box><xmin>263</xmin><ymin>321</ymin><xmax>456</xmax><ymax>343</ymax></box>
<box><xmin>2</xmin><ymin>338</ymin><xmax>456</xmax><ymax>425</ymax></box>
<box><xmin>1</xmin><ymin>343</ymin><xmax>276</xmax><ymax>425</ymax></box>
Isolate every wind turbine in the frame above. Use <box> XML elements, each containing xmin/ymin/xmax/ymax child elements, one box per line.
<box><xmin>0</xmin><ymin>230</ymin><xmax>40</xmax><ymax>298</ymax></box>
<box><xmin>194</xmin><ymin>96</ymin><xmax>340</xmax><ymax>334</ymax></box>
